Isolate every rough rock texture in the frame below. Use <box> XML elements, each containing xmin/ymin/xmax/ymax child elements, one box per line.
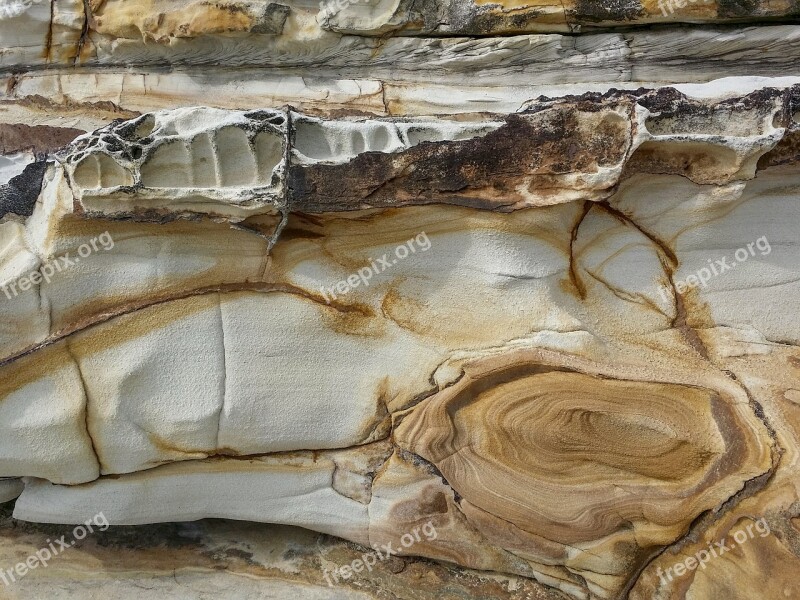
<box><xmin>2</xmin><ymin>1</ymin><xmax>800</xmax><ymax>599</ymax></box>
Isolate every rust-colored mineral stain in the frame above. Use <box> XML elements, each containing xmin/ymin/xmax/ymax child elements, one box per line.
<box><xmin>0</xmin><ymin>343</ymin><xmax>74</xmax><ymax>401</ymax></box>
<box><xmin>91</xmin><ymin>0</ymin><xmax>267</xmax><ymax>41</ymax></box>
<box><xmin>395</xmin><ymin>352</ymin><xmax>769</xmax><ymax>547</ymax></box>
<box><xmin>567</xmin><ymin>201</ymin><xmax>591</xmax><ymax>299</ymax></box>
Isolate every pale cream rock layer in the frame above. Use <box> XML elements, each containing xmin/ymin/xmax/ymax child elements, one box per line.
<box><xmin>0</xmin><ymin>288</ymin><xmax>441</xmax><ymax>480</ymax></box>
<box><xmin>4</xmin><ymin>73</ymin><xmax>800</xmax><ymax>128</ymax></box>
<box><xmin>0</xmin><ymin>0</ymin><xmax>83</xmax><ymax>68</ymax></box>
<box><xmin>0</xmin><ymin>344</ymin><xmax>99</xmax><ymax>484</ymax></box>
<box><xmin>15</xmin><ymin>449</ymin><xmax>374</xmax><ymax>545</ymax></box>
<box><xmin>0</xmin><ymin>219</ymin><xmax>47</xmax><ymax>353</ymax></box>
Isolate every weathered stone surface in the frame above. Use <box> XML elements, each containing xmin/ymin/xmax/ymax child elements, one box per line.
<box><xmin>0</xmin><ymin>479</ymin><xmax>23</xmax><ymax>504</ymax></box>
<box><xmin>1</xmin><ymin>1</ymin><xmax>800</xmax><ymax>599</ymax></box>
<box><xmin>0</xmin><ymin>507</ymin><xmax>570</xmax><ymax>600</ymax></box>
<box><xmin>319</xmin><ymin>0</ymin><xmax>800</xmax><ymax>35</ymax></box>
<box><xmin>1</xmin><ymin>87</ymin><xmax>798</xmax><ymax>597</ymax></box>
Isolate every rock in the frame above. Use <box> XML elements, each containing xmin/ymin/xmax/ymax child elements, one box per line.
<box><xmin>0</xmin><ymin>2</ymin><xmax>799</xmax><ymax>599</ymax></box>
<box><xmin>0</xmin><ymin>515</ymin><xmax>567</xmax><ymax>599</ymax></box>
<box><xmin>319</xmin><ymin>0</ymin><xmax>800</xmax><ymax>35</ymax></box>
<box><xmin>0</xmin><ymin>479</ymin><xmax>23</xmax><ymax>504</ymax></box>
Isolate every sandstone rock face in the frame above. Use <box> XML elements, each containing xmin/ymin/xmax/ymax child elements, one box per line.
<box><xmin>1</xmin><ymin>2</ymin><xmax>800</xmax><ymax>599</ymax></box>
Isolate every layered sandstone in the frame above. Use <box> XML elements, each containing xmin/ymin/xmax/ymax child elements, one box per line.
<box><xmin>1</xmin><ymin>1</ymin><xmax>800</xmax><ymax>599</ymax></box>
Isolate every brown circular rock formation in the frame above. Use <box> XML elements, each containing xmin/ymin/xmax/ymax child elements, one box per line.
<box><xmin>395</xmin><ymin>351</ymin><xmax>772</xmax><ymax>554</ymax></box>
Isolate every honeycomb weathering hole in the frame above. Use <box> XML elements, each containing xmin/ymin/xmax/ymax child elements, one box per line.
<box><xmin>140</xmin><ymin>140</ymin><xmax>193</xmax><ymax>187</ymax></box>
<box><xmin>73</xmin><ymin>154</ymin><xmax>134</xmax><ymax>189</ymax></box>
<box><xmin>254</xmin><ymin>131</ymin><xmax>283</xmax><ymax>180</ymax></box>
<box><xmin>644</xmin><ymin>108</ymin><xmax>767</xmax><ymax>137</ymax></box>
<box><xmin>136</xmin><ymin>127</ymin><xmax>283</xmax><ymax>189</ymax></box>
<box><xmin>215</xmin><ymin>126</ymin><xmax>258</xmax><ymax>187</ymax></box>
<box><xmin>123</xmin><ymin>114</ymin><xmax>156</xmax><ymax>140</ymax></box>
